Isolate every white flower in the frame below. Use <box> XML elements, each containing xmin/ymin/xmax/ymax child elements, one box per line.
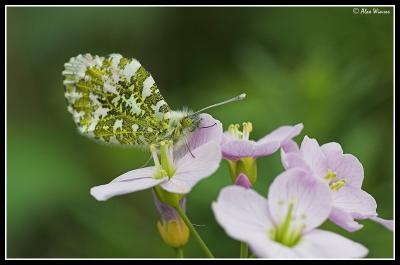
<box><xmin>212</xmin><ymin>168</ymin><xmax>368</xmax><ymax>258</ymax></box>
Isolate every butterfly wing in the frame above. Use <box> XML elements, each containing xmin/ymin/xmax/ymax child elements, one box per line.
<box><xmin>63</xmin><ymin>53</ymin><xmax>172</xmax><ymax>146</ymax></box>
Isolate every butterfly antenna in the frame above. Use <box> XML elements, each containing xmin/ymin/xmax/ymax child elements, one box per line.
<box><xmin>199</xmin><ymin>122</ymin><xmax>217</xmax><ymax>129</ymax></box>
<box><xmin>190</xmin><ymin>93</ymin><xmax>246</xmax><ymax>116</ymax></box>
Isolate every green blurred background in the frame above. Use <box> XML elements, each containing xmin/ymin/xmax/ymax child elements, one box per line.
<box><xmin>7</xmin><ymin>7</ymin><xmax>394</xmax><ymax>258</ymax></box>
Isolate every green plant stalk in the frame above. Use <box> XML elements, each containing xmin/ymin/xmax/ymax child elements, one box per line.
<box><xmin>240</xmin><ymin>241</ymin><xmax>249</xmax><ymax>258</ymax></box>
<box><xmin>175</xmin><ymin>206</ymin><xmax>215</xmax><ymax>258</ymax></box>
<box><xmin>175</xmin><ymin>247</ymin><xmax>184</xmax><ymax>258</ymax></box>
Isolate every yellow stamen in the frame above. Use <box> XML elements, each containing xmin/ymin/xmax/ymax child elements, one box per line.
<box><xmin>228</xmin><ymin>124</ymin><xmax>236</xmax><ymax>134</ymax></box>
<box><xmin>242</xmin><ymin>122</ymin><xmax>253</xmax><ymax>140</ymax></box>
<box><xmin>324</xmin><ymin>169</ymin><xmax>337</xmax><ymax>182</ymax></box>
<box><xmin>330</xmin><ymin>179</ymin><xmax>347</xmax><ymax>191</ymax></box>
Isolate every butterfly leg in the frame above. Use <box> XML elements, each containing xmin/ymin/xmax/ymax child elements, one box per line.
<box><xmin>185</xmin><ymin>138</ymin><xmax>196</xmax><ymax>158</ymax></box>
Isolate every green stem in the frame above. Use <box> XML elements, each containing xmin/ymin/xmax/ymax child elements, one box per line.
<box><xmin>175</xmin><ymin>247</ymin><xmax>184</xmax><ymax>258</ymax></box>
<box><xmin>175</xmin><ymin>206</ymin><xmax>215</xmax><ymax>258</ymax></box>
<box><xmin>240</xmin><ymin>241</ymin><xmax>248</xmax><ymax>258</ymax></box>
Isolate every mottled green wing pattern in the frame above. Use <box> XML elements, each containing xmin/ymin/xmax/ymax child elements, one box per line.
<box><xmin>63</xmin><ymin>54</ymin><xmax>172</xmax><ymax>146</ymax></box>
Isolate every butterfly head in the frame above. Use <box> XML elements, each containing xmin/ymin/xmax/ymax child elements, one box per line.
<box><xmin>168</xmin><ymin>110</ymin><xmax>201</xmax><ymax>143</ymax></box>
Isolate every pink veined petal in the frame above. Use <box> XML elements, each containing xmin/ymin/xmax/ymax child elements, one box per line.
<box><xmin>173</xmin><ymin>113</ymin><xmax>223</xmax><ymax>161</ymax></box>
<box><xmin>221</xmin><ymin>139</ymin><xmax>258</xmax><ymax>160</ymax></box>
<box><xmin>253</xmin><ymin>141</ymin><xmax>281</xmax><ymax>158</ymax></box>
<box><xmin>221</xmin><ymin>131</ymin><xmax>237</xmax><ymax>146</ymax></box>
<box><xmin>321</xmin><ymin>142</ymin><xmax>343</xmax><ymax>160</ymax></box>
<box><xmin>161</xmin><ymin>141</ymin><xmax>221</xmax><ymax>194</ymax></box>
<box><xmin>212</xmin><ymin>186</ymin><xmax>274</xmax><ymax>244</ymax></box>
<box><xmin>186</xmin><ymin>113</ymin><xmax>223</xmax><ymax>150</ymax></box>
<box><xmin>281</xmin><ymin>139</ymin><xmax>300</xmax><ymax>154</ymax></box>
<box><xmin>321</xmin><ymin>143</ymin><xmax>364</xmax><ymax>188</ymax></box>
<box><xmin>369</xmin><ymin>216</ymin><xmax>394</xmax><ymax>231</ymax></box>
<box><xmin>90</xmin><ymin>166</ymin><xmax>167</xmax><ymax>201</ymax></box>
<box><xmin>330</xmin><ymin>154</ymin><xmax>364</xmax><ymax>188</ymax></box>
<box><xmin>332</xmin><ymin>185</ymin><xmax>377</xmax><ymax>220</ymax></box>
<box><xmin>329</xmin><ymin>207</ymin><xmax>364</xmax><ymax>232</ymax></box>
<box><xmin>299</xmin><ymin>136</ymin><xmax>329</xmax><ymax>179</ymax></box>
<box><xmin>295</xmin><ymin>229</ymin><xmax>368</xmax><ymax>258</ymax></box>
<box><xmin>268</xmin><ymin>168</ymin><xmax>332</xmax><ymax>232</ymax></box>
<box><xmin>281</xmin><ymin>151</ymin><xmax>312</xmax><ymax>173</ymax></box>
<box><xmin>280</xmin><ymin>140</ymin><xmax>300</xmax><ymax>169</ymax></box>
<box><xmin>257</xmin><ymin>123</ymin><xmax>304</xmax><ymax>146</ymax></box>
<box><xmin>110</xmin><ymin>166</ymin><xmax>156</xmax><ymax>182</ymax></box>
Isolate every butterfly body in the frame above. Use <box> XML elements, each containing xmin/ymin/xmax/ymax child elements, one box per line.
<box><xmin>63</xmin><ymin>53</ymin><xmax>199</xmax><ymax>147</ymax></box>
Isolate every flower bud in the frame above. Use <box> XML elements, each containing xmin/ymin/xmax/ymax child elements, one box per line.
<box><xmin>153</xmin><ymin>190</ymin><xmax>189</xmax><ymax>248</ymax></box>
<box><xmin>235</xmin><ymin>173</ymin><xmax>252</xmax><ymax>189</ymax></box>
<box><xmin>157</xmin><ymin>219</ymin><xmax>189</xmax><ymax>249</ymax></box>
<box><xmin>228</xmin><ymin>157</ymin><xmax>257</xmax><ymax>185</ymax></box>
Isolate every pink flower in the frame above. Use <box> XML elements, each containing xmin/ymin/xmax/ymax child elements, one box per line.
<box><xmin>212</xmin><ymin>168</ymin><xmax>368</xmax><ymax>258</ymax></box>
<box><xmin>90</xmin><ymin>114</ymin><xmax>223</xmax><ymax>201</ymax></box>
<box><xmin>281</xmin><ymin>136</ymin><xmax>393</xmax><ymax>232</ymax></box>
<box><xmin>221</xmin><ymin>122</ymin><xmax>303</xmax><ymax>185</ymax></box>
<box><xmin>221</xmin><ymin>123</ymin><xmax>303</xmax><ymax>160</ymax></box>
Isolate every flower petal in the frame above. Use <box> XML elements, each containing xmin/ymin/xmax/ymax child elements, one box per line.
<box><xmin>332</xmin><ymin>154</ymin><xmax>364</xmax><ymax>188</ymax></box>
<box><xmin>282</xmin><ymin>139</ymin><xmax>300</xmax><ymax>153</ymax></box>
<box><xmin>332</xmin><ymin>185</ymin><xmax>377</xmax><ymax>219</ymax></box>
<box><xmin>246</xmin><ymin>229</ymin><xmax>368</xmax><ymax>258</ymax></box>
<box><xmin>268</xmin><ymin>168</ymin><xmax>332</xmax><ymax>232</ymax></box>
<box><xmin>173</xmin><ymin>113</ymin><xmax>223</xmax><ymax>161</ymax></box>
<box><xmin>369</xmin><ymin>216</ymin><xmax>394</xmax><ymax>231</ymax></box>
<box><xmin>250</xmin><ymin>123</ymin><xmax>303</xmax><ymax>159</ymax></box>
<box><xmin>90</xmin><ymin>167</ymin><xmax>167</xmax><ymax>201</ymax></box>
<box><xmin>257</xmin><ymin>123</ymin><xmax>304</xmax><ymax>146</ymax></box>
<box><xmin>280</xmin><ymin>140</ymin><xmax>300</xmax><ymax>169</ymax></box>
<box><xmin>189</xmin><ymin>113</ymin><xmax>223</xmax><ymax>147</ymax></box>
<box><xmin>299</xmin><ymin>136</ymin><xmax>328</xmax><ymax>179</ymax></box>
<box><xmin>329</xmin><ymin>207</ymin><xmax>364</xmax><ymax>232</ymax></box>
<box><xmin>221</xmin><ymin>131</ymin><xmax>237</xmax><ymax>146</ymax></box>
<box><xmin>212</xmin><ymin>185</ymin><xmax>273</xmax><ymax>243</ymax></box>
<box><xmin>161</xmin><ymin>141</ymin><xmax>221</xmax><ymax>194</ymax></box>
<box><xmin>221</xmin><ymin>139</ymin><xmax>258</xmax><ymax>160</ymax></box>
<box><xmin>321</xmin><ymin>143</ymin><xmax>364</xmax><ymax>188</ymax></box>
<box><xmin>295</xmin><ymin>229</ymin><xmax>368</xmax><ymax>258</ymax></box>
<box><xmin>281</xmin><ymin>151</ymin><xmax>312</xmax><ymax>173</ymax></box>
<box><xmin>321</xmin><ymin>142</ymin><xmax>343</xmax><ymax>159</ymax></box>
<box><xmin>248</xmin><ymin>234</ymin><xmax>299</xmax><ymax>258</ymax></box>
<box><xmin>329</xmin><ymin>186</ymin><xmax>378</xmax><ymax>232</ymax></box>
<box><xmin>253</xmin><ymin>141</ymin><xmax>281</xmax><ymax>158</ymax></box>
<box><xmin>110</xmin><ymin>166</ymin><xmax>155</xmax><ymax>182</ymax></box>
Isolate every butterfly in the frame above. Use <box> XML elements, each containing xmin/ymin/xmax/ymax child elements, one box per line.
<box><xmin>63</xmin><ymin>53</ymin><xmax>245</xmax><ymax>148</ymax></box>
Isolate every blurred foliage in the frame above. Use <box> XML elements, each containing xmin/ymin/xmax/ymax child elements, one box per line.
<box><xmin>7</xmin><ymin>7</ymin><xmax>393</xmax><ymax>258</ymax></box>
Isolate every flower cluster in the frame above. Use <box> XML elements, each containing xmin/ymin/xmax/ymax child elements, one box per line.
<box><xmin>89</xmin><ymin>114</ymin><xmax>393</xmax><ymax>259</ymax></box>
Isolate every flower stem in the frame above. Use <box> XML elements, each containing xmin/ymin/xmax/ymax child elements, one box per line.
<box><xmin>175</xmin><ymin>247</ymin><xmax>184</xmax><ymax>258</ymax></box>
<box><xmin>175</xmin><ymin>206</ymin><xmax>215</xmax><ymax>258</ymax></box>
<box><xmin>240</xmin><ymin>241</ymin><xmax>248</xmax><ymax>258</ymax></box>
